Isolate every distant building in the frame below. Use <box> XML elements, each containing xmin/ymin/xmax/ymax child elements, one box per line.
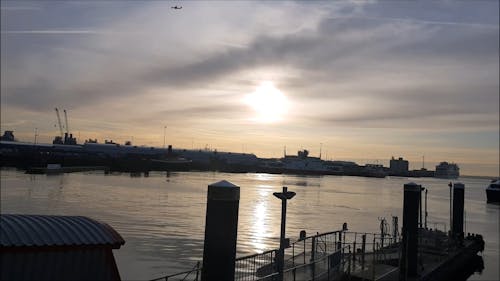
<box><xmin>0</xmin><ymin>131</ymin><xmax>15</xmax><ymax>142</ymax></box>
<box><xmin>389</xmin><ymin>157</ymin><xmax>409</xmax><ymax>176</ymax></box>
<box><xmin>0</xmin><ymin>214</ymin><xmax>125</xmax><ymax>281</ymax></box>
<box><xmin>435</xmin><ymin>162</ymin><xmax>460</xmax><ymax>179</ymax></box>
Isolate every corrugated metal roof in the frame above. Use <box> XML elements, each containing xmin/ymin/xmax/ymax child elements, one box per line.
<box><xmin>0</xmin><ymin>214</ymin><xmax>125</xmax><ymax>248</ymax></box>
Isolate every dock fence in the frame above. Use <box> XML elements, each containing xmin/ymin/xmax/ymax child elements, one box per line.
<box><xmin>151</xmin><ymin>261</ymin><xmax>201</xmax><ymax>281</ymax></box>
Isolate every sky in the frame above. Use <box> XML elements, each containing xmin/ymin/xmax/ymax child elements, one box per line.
<box><xmin>1</xmin><ymin>1</ymin><xmax>499</xmax><ymax>176</ymax></box>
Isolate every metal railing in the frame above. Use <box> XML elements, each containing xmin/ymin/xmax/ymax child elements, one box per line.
<box><xmin>233</xmin><ymin>230</ymin><xmax>349</xmax><ymax>281</ymax></box>
<box><xmin>151</xmin><ymin>262</ymin><xmax>201</xmax><ymax>281</ymax></box>
<box><xmin>150</xmin><ymin>230</ymin><xmax>404</xmax><ymax>281</ymax></box>
<box><xmin>235</xmin><ymin>249</ymin><xmax>278</xmax><ymax>281</ymax></box>
<box><xmin>339</xmin><ymin>231</ymin><xmax>403</xmax><ymax>280</ymax></box>
<box><xmin>286</xmin><ymin>230</ymin><xmax>344</xmax><ymax>268</ymax></box>
<box><xmin>283</xmin><ymin>245</ymin><xmax>350</xmax><ymax>281</ymax></box>
<box><xmin>152</xmin><ymin>217</ymin><xmax>472</xmax><ymax>281</ymax></box>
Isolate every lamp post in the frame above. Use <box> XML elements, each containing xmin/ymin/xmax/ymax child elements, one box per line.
<box><xmin>273</xmin><ymin>186</ymin><xmax>296</xmax><ymax>281</ymax></box>
<box><xmin>163</xmin><ymin>126</ymin><xmax>167</xmax><ymax>148</ymax></box>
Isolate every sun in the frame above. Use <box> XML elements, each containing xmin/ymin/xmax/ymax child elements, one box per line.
<box><xmin>244</xmin><ymin>81</ymin><xmax>288</xmax><ymax>123</ymax></box>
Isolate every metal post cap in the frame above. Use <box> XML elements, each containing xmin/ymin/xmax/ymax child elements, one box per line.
<box><xmin>209</xmin><ymin>180</ymin><xmax>239</xmax><ymax>188</ymax></box>
<box><xmin>273</xmin><ymin>191</ymin><xmax>296</xmax><ymax>200</ymax></box>
<box><xmin>273</xmin><ymin>186</ymin><xmax>296</xmax><ymax>200</ymax></box>
<box><xmin>404</xmin><ymin>182</ymin><xmax>421</xmax><ymax>191</ymax></box>
<box><xmin>453</xmin><ymin>182</ymin><xmax>465</xmax><ymax>189</ymax></box>
<box><xmin>208</xmin><ymin>180</ymin><xmax>240</xmax><ymax>201</ymax></box>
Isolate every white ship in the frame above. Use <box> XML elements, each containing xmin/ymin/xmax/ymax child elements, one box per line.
<box><xmin>434</xmin><ymin>162</ymin><xmax>460</xmax><ymax>179</ymax></box>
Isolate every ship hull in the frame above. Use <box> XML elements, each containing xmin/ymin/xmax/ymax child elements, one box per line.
<box><xmin>486</xmin><ymin>188</ymin><xmax>500</xmax><ymax>203</ymax></box>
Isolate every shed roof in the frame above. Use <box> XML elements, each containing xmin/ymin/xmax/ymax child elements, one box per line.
<box><xmin>1</xmin><ymin>214</ymin><xmax>125</xmax><ymax>248</ymax></box>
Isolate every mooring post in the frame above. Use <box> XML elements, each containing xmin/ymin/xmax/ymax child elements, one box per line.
<box><xmin>380</xmin><ymin>218</ymin><xmax>386</xmax><ymax>248</ymax></box>
<box><xmin>392</xmin><ymin>216</ymin><xmax>398</xmax><ymax>243</ymax></box>
<box><xmin>419</xmin><ymin>186</ymin><xmax>424</xmax><ymax>228</ymax></box>
<box><xmin>273</xmin><ymin>186</ymin><xmax>296</xmax><ymax>281</ymax></box>
<box><xmin>372</xmin><ymin>239</ymin><xmax>376</xmax><ymax>280</ymax></box>
<box><xmin>311</xmin><ymin>236</ymin><xmax>316</xmax><ymax>261</ymax></box>
<box><xmin>452</xmin><ymin>182</ymin><xmax>465</xmax><ymax>243</ymax></box>
<box><xmin>348</xmin><ymin>246</ymin><xmax>351</xmax><ymax>275</ymax></box>
<box><xmin>424</xmin><ymin>188</ymin><xmax>428</xmax><ymax>229</ymax></box>
<box><xmin>201</xmin><ymin>180</ymin><xmax>240</xmax><ymax>281</ymax></box>
<box><xmin>448</xmin><ymin>181</ymin><xmax>453</xmax><ymax>237</ymax></box>
<box><xmin>361</xmin><ymin>234</ymin><xmax>366</xmax><ymax>270</ymax></box>
<box><xmin>400</xmin><ymin>182</ymin><xmax>420</xmax><ymax>280</ymax></box>
<box><xmin>352</xmin><ymin>238</ymin><xmax>356</xmax><ymax>267</ymax></box>
<box><xmin>303</xmin><ymin>238</ymin><xmax>306</xmax><ymax>264</ymax></box>
<box><xmin>338</xmin><ymin>231</ymin><xmax>342</xmax><ymax>250</ymax></box>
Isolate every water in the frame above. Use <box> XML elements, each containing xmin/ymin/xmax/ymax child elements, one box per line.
<box><xmin>1</xmin><ymin>169</ymin><xmax>498</xmax><ymax>280</ymax></box>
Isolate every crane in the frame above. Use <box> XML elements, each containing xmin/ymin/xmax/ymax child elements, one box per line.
<box><xmin>64</xmin><ymin>109</ymin><xmax>70</xmax><ymax>135</ymax></box>
<box><xmin>55</xmin><ymin>108</ymin><xmax>63</xmax><ymax>138</ymax></box>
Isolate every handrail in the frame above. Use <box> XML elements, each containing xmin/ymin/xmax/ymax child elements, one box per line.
<box><xmin>235</xmin><ymin>249</ymin><xmax>277</xmax><ymax>261</ymax></box>
<box><xmin>150</xmin><ymin>262</ymin><xmax>201</xmax><ymax>281</ymax></box>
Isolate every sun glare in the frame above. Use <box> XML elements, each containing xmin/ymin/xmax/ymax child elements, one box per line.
<box><xmin>245</xmin><ymin>81</ymin><xmax>288</xmax><ymax>123</ymax></box>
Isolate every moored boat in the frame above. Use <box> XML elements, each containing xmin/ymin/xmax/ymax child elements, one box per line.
<box><xmin>486</xmin><ymin>179</ymin><xmax>500</xmax><ymax>203</ymax></box>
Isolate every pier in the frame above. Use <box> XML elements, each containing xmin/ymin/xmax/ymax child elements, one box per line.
<box><xmin>152</xmin><ymin>181</ymin><xmax>484</xmax><ymax>281</ymax></box>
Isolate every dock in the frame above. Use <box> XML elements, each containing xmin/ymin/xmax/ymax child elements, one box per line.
<box><xmin>151</xmin><ymin>181</ymin><xmax>486</xmax><ymax>281</ymax></box>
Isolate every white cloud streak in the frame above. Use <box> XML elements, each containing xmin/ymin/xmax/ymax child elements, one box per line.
<box><xmin>2</xmin><ymin>30</ymin><xmax>104</xmax><ymax>34</ymax></box>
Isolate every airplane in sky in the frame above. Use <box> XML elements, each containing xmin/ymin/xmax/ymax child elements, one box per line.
<box><xmin>171</xmin><ymin>6</ymin><xmax>182</xmax><ymax>10</ymax></box>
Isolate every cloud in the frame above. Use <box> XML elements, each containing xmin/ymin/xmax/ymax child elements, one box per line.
<box><xmin>1</xmin><ymin>1</ymin><xmax>498</xmax><ymax>134</ymax></box>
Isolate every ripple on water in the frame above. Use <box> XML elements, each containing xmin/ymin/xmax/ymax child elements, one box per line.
<box><xmin>1</xmin><ymin>171</ymin><xmax>498</xmax><ymax>280</ymax></box>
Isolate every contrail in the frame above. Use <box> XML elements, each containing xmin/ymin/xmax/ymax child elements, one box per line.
<box><xmin>1</xmin><ymin>30</ymin><xmax>105</xmax><ymax>34</ymax></box>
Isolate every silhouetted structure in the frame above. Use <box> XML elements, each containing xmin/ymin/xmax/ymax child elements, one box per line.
<box><xmin>202</xmin><ymin>180</ymin><xmax>240</xmax><ymax>281</ymax></box>
<box><xmin>390</xmin><ymin>157</ymin><xmax>409</xmax><ymax>176</ymax></box>
<box><xmin>435</xmin><ymin>162</ymin><xmax>460</xmax><ymax>179</ymax></box>
<box><xmin>0</xmin><ymin>130</ymin><xmax>15</xmax><ymax>141</ymax></box>
<box><xmin>0</xmin><ymin>214</ymin><xmax>125</xmax><ymax>281</ymax></box>
<box><xmin>400</xmin><ymin>182</ymin><xmax>421</xmax><ymax>279</ymax></box>
<box><xmin>452</xmin><ymin>183</ymin><xmax>465</xmax><ymax>240</ymax></box>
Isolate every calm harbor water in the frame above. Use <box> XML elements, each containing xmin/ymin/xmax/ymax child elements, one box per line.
<box><xmin>1</xmin><ymin>169</ymin><xmax>498</xmax><ymax>280</ymax></box>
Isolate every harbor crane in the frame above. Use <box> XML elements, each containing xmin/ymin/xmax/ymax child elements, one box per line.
<box><xmin>54</xmin><ymin>108</ymin><xmax>63</xmax><ymax>138</ymax></box>
<box><xmin>64</xmin><ymin>109</ymin><xmax>70</xmax><ymax>135</ymax></box>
